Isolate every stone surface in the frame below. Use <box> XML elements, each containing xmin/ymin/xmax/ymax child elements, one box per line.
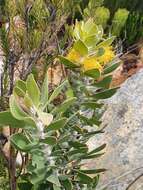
<box><xmin>87</xmin><ymin>69</ymin><xmax>143</xmax><ymax>190</ymax></box>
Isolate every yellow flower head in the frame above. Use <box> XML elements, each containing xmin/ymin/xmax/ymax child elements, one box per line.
<box><xmin>66</xmin><ymin>48</ymin><xmax>82</xmax><ymax>64</ymax></box>
<box><xmin>82</xmin><ymin>57</ymin><xmax>102</xmax><ymax>72</ymax></box>
<box><xmin>97</xmin><ymin>46</ymin><xmax>115</xmax><ymax>65</ymax></box>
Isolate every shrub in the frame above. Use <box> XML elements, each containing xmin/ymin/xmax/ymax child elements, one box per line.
<box><xmin>3</xmin><ymin>19</ymin><xmax>120</xmax><ymax>190</ymax></box>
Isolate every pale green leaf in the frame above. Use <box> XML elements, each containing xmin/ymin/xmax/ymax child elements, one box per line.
<box><xmin>73</xmin><ymin>40</ymin><xmax>88</xmax><ymax>56</ymax></box>
<box><xmin>10</xmin><ymin>95</ymin><xmax>28</xmax><ymax>120</ymax></box>
<box><xmin>15</xmin><ymin>80</ymin><xmax>26</xmax><ymax>93</ymax></box>
<box><xmin>59</xmin><ymin>56</ymin><xmax>80</xmax><ymax>69</ymax></box>
<box><xmin>47</xmin><ymin>175</ymin><xmax>61</xmax><ymax>187</ymax></box>
<box><xmin>26</xmin><ymin>74</ymin><xmax>40</xmax><ymax>107</ymax></box>
<box><xmin>41</xmin><ymin>74</ymin><xmax>48</xmax><ymax>106</ymax></box>
<box><xmin>38</xmin><ymin>111</ymin><xmax>53</xmax><ymax>126</ymax></box>
<box><xmin>48</xmin><ymin>80</ymin><xmax>68</xmax><ymax>103</ymax></box>
<box><xmin>96</xmin><ymin>36</ymin><xmax>115</xmax><ymax>48</ymax></box>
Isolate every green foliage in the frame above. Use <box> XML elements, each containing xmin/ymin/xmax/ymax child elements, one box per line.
<box><xmin>0</xmin><ymin>156</ymin><xmax>9</xmax><ymax>190</ymax></box>
<box><xmin>0</xmin><ymin>0</ymin><xmax>83</xmax><ymax>102</ymax></box>
<box><xmin>123</xmin><ymin>12</ymin><xmax>143</xmax><ymax>46</ymax></box>
<box><xmin>104</xmin><ymin>0</ymin><xmax>142</xmax><ymax>13</ymax></box>
<box><xmin>83</xmin><ymin>0</ymin><xmax>129</xmax><ymax>39</ymax></box>
<box><xmin>104</xmin><ymin>0</ymin><xmax>143</xmax><ymax>46</ymax></box>
<box><xmin>58</xmin><ymin>19</ymin><xmax>120</xmax><ymax>189</ymax></box>
<box><xmin>0</xmin><ymin>74</ymin><xmax>107</xmax><ymax>190</ymax></box>
<box><xmin>94</xmin><ymin>6</ymin><xmax>110</xmax><ymax>29</ymax></box>
<box><xmin>84</xmin><ymin>0</ymin><xmax>104</xmax><ymax>18</ymax></box>
<box><xmin>111</xmin><ymin>8</ymin><xmax>129</xmax><ymax>37</ymax></box>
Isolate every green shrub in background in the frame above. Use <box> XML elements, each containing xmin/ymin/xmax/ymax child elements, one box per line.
<box><xmin>111</xmin><ymin>8</ymin><xmax>129</xmax><ymax>37</ymax></box>
<box><xmin>122</xmin><ymin>12</ymin><xmax>143</xmax><ymax>47</ymax></box>
<box><xmin>94</xmin><ymin>7</ymin><xmax>110</xmax><ymax>29</ymax></box>
<box><xmin>104</xmin><ymin>0</ymin><xmax>143</xmax><ymax>46</ymax></box>
<box><xmin>83</xmin><ymin>0</ymin><xmax>129</xmax><ymax>38</ymax></box>
<box><xmin>82</xmin><ymin>0</ymin><xmax>143</xmax><ymax>47</ymax></box>
<box><xmin>104</xmin><ymin>0</ymin><xmax>142</xmax><ymax>13</ymax></box>
<box><xmin>84</xmin><ymin>5</ymin><xmax>110</xmax><ymax>29</ymax></box>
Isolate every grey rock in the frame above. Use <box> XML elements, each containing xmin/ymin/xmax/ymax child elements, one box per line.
<box><xmin>87</xmin><ymin>69</ymin><xmax>143</xmax><ymax>190</ymax></box>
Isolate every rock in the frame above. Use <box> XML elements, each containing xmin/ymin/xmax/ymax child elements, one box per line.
<box><xmin>87</xmin><ymin>69</ymin><xmax>143</xmax><ymax>190</ymax></box>
<box><xmin>111</xmin><ymin>54</ymin><xmax>143</xmax><ymax>87</ymax></box>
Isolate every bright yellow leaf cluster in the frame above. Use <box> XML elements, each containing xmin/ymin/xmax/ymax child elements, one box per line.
<box><xmin>66</xmin><ymin>46</ymin><xmax>115</xmax><ymax>72</ymax></box>
<box><xmin>97</xmin><ymin>46</ymin><xmax>115</xmax><ymax>65</ymax></box>
<box><xmin>66</xmin><ymin>49</ymin><xmax>82</xmax><ymax>64</ymax></box>
<box><xmin>82</xmin><ymin>57</ymin><xmax>102</xmax><ymax>71</ymax></box>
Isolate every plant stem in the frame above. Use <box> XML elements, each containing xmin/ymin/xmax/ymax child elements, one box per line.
<box><xmin>9</xmin><ymin>129</ymin><xmax>17</xmax><ymax>190</ymax></box>
<box><xmin>9</xmin><ymin>146</ymin><xmax>16</xmax><ymax>190</ymax></box>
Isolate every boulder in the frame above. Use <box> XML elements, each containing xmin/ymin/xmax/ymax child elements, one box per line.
<box><xmin>87</xmin><ymin>69</ymin><xmax>143</xmax><ymax>190</ymax></box>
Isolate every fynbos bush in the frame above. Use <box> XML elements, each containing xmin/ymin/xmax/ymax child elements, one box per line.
<box><xmin>0</xmin><ymin>4</ymin><xmax>120</xmax><ymax>190</ymax></box>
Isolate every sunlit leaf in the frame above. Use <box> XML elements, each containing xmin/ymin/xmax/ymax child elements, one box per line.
<box><xmin>26</xmin><ymin>74</ymin><xmax>40</xmax><ymax>107</ymax></box>
<box><xmin>14</xmin><ymin>86</ymin><xmax>25</xmax><ymax>97</ymax></box>
<box><xmin>10</xmin><ymin>95</ymin><xmax>28</xmax><ymax>120</ymax></box>
<box><xmin>15</xmin><ymin>80</ymin><xmax>26</xmax><ymax>93</ymax></box>
<box><xmin>73</xmin><ymin>40</ymin><xmax>88</xmax><ymax>56</ymax></box>
<box><xmin>23</xmin><ymin>93</ymin><xmax>33</xmax><ymax>108</ymax></box>
<box><xmin>59</xmin><ymin>56</ymin><xmax>80</xmax><ymax>69</ymax></box>
<box><xmin>38</xmin><ymin>111</ymin><xmax>53</xmax><ymax>126</ymax></box>
<box><xmin>41</xmin><ymin>73</ymin><xmax>48</xmax><ymax>106</ymax></box>
<box><xmin>96</xmin><ymin>36</ymin><xmax>115</xmax><ymax>48</ymax></box>
<box><xmin>84</xmin><ymin>35</ymin><xmax>99</xmax><ymax>48</ymax></box>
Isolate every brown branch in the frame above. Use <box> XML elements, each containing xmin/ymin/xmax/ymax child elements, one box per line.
<box><xmin>9</xmin><ymin>146</ymin><xmax>16</xmax><ymax>190</ymax></box>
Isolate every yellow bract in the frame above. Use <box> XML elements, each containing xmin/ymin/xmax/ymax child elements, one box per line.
<box><xmin>60</xmin><ymin>19</ymin><xmax>116</xmax><ymax>75</ymax></box>
<box><xmin>82</xmin><ymin>57</ymin><xmax>102</xmax><ymax>72</ymax></box>
<box><xmin>97</xmin><ymin>46</ymin><xmax>115</xmax><ymax>65</ymax></box>
<box><xmin>66</xmin><ymin>48</ymin><xmax>82</xmax><ymax>64</ymax></box>
<box><xmin>66</xmin><ymin>45</ymin><xmax>115</xmax><ymax>72</ymax></box>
